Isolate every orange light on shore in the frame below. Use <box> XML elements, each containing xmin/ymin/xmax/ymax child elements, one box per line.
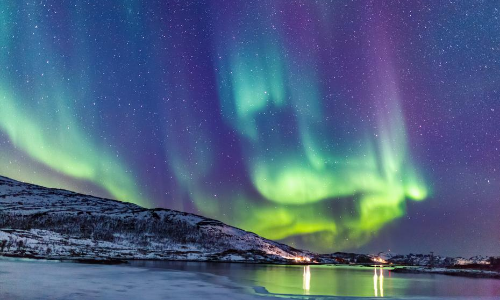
<box><xmin>372</xmin><ymin>257</ymin><xmax>387</xmax><ymax>264</ymax></box>
<box><xmin>290</xmin><ymin>256</ymin><xmax>311</xmax><ymax>263</ymax></box>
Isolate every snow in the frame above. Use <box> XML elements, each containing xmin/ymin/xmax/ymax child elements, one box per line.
<box><xmin>0</xmin><ymin>175</ymin><xmax>309</xmax><ymax>263</ymax></box>
<box><xmin>376</xmin><ymin>251</ymin><xmax>491</xmax><ymax>267</ymax></box>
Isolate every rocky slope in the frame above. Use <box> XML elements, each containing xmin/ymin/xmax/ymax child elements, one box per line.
<box><xmin>0</xmin><ymin>175</ymin><xmax>311</xmax><ymax>263</ymax></box>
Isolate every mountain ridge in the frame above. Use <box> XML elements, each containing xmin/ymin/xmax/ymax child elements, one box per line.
<box><xmin>0</xmin><ymin>174</ymin><xmax>498</xmax><ymax>272</ymax></box>
<box><xmin>0</xmin><ymin>175</ymin><xmax>312</xmax><ymax>263</ymax></box>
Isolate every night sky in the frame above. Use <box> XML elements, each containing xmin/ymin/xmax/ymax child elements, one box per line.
<box><xmin>0</xmin><ymin>1</ymin><xmax>499</xmax><ymax>256</ymax></box>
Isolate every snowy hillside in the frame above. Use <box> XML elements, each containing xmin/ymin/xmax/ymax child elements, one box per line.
<box><xmin>0</xmin><ymin>176</ymin><xmax>311</xmax><ymax>262</ymax></box>
<box><xmin>377</xmin><ymin>252</ymin><xmax>492</xmax><ymax>267</ymax></box>
<box><xmin>1</xmin><ymin>175</ymin><xmax>497</xmax><ymax>269</ymax></box>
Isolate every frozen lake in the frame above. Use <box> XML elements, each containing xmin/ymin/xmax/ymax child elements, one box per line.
<box><xmin>1</xmin><ymin>258</ymin><xmax>499</xmax><ymax>299</ymax></box>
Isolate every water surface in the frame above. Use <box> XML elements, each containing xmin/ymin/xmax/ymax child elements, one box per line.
<box><xmin>1</xmin><ymin>258</ymin><xmax>499</xmax><ymax>299</ymax></box>
<box><xmin>130</xmin><ymin>261</ymin><xmax>500</xmax><ymax>298</ymax></box>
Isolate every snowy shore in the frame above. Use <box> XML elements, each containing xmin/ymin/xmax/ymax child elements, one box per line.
<box><xmin>0</xmin><ymin>257</ymin><xmax>265</xmax><ymax>300</ymax></box>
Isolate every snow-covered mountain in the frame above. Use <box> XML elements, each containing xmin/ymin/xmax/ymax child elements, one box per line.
<box><xmin>0</xmin><ymin>176</ymin><xmax>312</xmax><ymax>262</ymax></box>
<box><xmin>1</xmin><ymin>175</ymin><xmax>497</xmax><ymax>268</ymax></box>
<box><xmin>315</xmin><ymin>251</ymin><xmax>498</xmax><ymax>268</ymax></box>
<box><xmin>376</xmin><ymin>252</ymin><xmax>492</xmax><ymax>267</ymax></box>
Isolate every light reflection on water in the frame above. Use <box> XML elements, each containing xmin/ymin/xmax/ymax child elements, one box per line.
<box><xmin>379</xmin><ymin>266</ymin><xmax>384</xmax><ymax>297</ymax></box>
<box><xmin>303</xmin><ymin>266</ymin><xmax>310</xmax><ymax>294</ymax></box>
<box><xmin>374</xmin><ymin>266</ymin><xmax>384</xmax><ymax>297</ymax></box>
<box><xmin>129</xmin><ymin>261</ymin><xmax>500</xmax><ymax>298</ymax></box>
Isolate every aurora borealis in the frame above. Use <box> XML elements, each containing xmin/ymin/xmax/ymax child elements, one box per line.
<box><xmin>1</xmin><ymin>1</ymin><xmax>499</xmax><ymax>256</ymax></box>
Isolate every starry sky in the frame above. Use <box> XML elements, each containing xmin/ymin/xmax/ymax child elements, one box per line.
<box><xmin>0</xmin><ymin>1</ymin><xmax>499</xmax><ymax>256</ymax></box>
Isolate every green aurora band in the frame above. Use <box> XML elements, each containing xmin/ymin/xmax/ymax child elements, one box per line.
<box><xmin>0</xmin><ymin>2</ymin><xmax>145</xmax><ymax>206</ymax></box>
<box><xmin>0</xmin><ymin>1</ymin><xmax>429</xmax><ymax>252</ymax></box>
<box><xmin>203</xmin><ymin>3</ymin><xmax>429</xmax><ymax>250</ymax></box>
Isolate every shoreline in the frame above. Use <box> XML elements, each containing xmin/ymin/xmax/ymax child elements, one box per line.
<box><xmin>392</xmin><ymin>266</ymin><xmax>500</xmax><ymax>279</ymax></box>
<box><xmin>3</xmin><ymin>254</ymin><xmax>500</xmax><ymax>280</ymax></box>
<box><xmin>0</xmin><ymin>253</ymin><xmax>316</xmax><ymax>266</ymax></box>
